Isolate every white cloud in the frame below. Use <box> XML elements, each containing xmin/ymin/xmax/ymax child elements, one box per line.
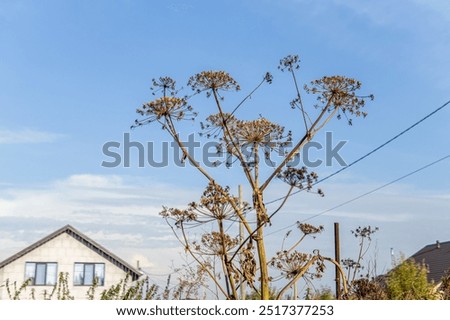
<box><xmin>86</xmin><ymin>230</ymin><xmax>145</xmax><ymax>246</ymax></box>
<box><xmin>1</xmin><ymin>173</ymin><xmax>449</xmax><ymax>285</ymax></box>
<box><xmin>0</xmin><ymin>198</ymin><xmax>15</xmax><ymax>213</ymax></box>
<box><xmin>0</xmin><ymin>232</ymin><xmax>29</xmax><ymax>257</ymax></box>
<box><xmin>0</xmin><ymin>174</ymin><xmax>200</xmax><ymax>273</ymax></box>
<box><xmin>0</xmin><ymin>128</ymin><xmax>64</xmax><ymax>144</ymax></box>
<box><xmin>62</xmin><ymin>174</ymin><xmax>123</xmax><ymax>188</ymax></box>
<box><xmin>129</xmin><ymin>250</ymin><xmax>180</xmax><ymax>272</ymax></box>
<box><xmin>0</xmin><ymin>174</ymin><xmax>199</xmax><ymax>221</ymax></box>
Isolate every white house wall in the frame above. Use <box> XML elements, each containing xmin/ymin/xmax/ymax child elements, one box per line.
<box><xmin>0</xmin><ymin>233</ymin><xmax>133</xmax><ymax>300</ymax></box>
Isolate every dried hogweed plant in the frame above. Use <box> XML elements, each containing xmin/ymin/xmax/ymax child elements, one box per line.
<box><xmin>134</xmin><ymin>54</ymin><xmax>373</xmax><ymax>299</ymax></box>
<box><xmin>340</xmin><ymin>226</ymin><xmax>380</xmax><ymax>299</ymax></box>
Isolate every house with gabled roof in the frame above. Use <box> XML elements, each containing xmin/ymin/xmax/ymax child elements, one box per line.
<box><xmin>0</xmin><ymin>225</ymin><xmax>142</xmax><ymax>299</ymax></box>
<box><xmin>410</xmin><ymin>240</ymin><xmax>450</xmax><ymax>283</ymax></box>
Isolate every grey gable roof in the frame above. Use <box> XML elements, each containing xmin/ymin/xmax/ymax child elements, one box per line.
<box><xmin>410</xmin><ymin>240</ymin><xmax>450</xmax><ymax>283</ymax></box>
<box><xmin>0</xmin><ymin>225</ymin><xmax>141</xmax><ymax>281</ymax></box>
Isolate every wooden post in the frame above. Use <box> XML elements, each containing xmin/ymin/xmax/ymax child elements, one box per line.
<box><xmin>239</xmin><ymin>185</ymin><xmax>246</xmax><ymax>300</ymax></box>
<box><xmin>334</xmin><ymin>222</ymin><xmax>341</xmax><ymax>299</ymax></box>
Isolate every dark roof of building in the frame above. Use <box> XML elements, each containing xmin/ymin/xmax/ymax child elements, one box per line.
<box><xmin>0</xmin><ymin>225</ymin><xmax>141</xmax><ymax>281</ymax></box>
<box><xmin>410</xmin><ymin>240</ymin><xmax>450</xmax><ymax>283</ymax></box>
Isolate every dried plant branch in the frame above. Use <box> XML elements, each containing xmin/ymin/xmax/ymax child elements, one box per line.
<box><xmin>133</xmin><ymin>54</ymin><xmax>373</xmax><ymax>300</ymax></box>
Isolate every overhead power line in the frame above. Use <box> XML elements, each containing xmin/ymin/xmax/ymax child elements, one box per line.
<box><xmin>266</xmin><ymin>154</ymin><xmax>450</xmax><ymax>237</ymax></box>
<box><xmin>265</xmin><ymin>98</ymin><xmax>450</xmax><ymax>207</ymax></box>
<box><xmin>302</xmin><ymin>154</ymin><xmax>450</xmax><ymax>222</ymax></box>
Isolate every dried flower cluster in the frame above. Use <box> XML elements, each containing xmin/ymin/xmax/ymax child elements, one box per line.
<box><xmin>188</xmin><ymin>71</ymin><xmax>240</xmax><ymax>93</ymax></box>
<box><xmin>278</xmin><ymin>54</ymin><xmax>300</xmax><ymax>72</ymax></box>
<box><xmin>270</xmin><ymin>251</ymin><xmax>325</xmax><ymax>280</ymax></box>
<box><xmin>277</xmin><ymin>167</ymin><xmax>318</xmax><ymax>190</ymax></box>
<box><xmin>305</xmin><ymin>75</ymin><xmax>374</xmax><ymax>124</ymax></box>
<box><xmin>351</xmin><ymin>226</ymin><xmax>379</xmax><ymax>240</ymax></box>
<box><xmin>193</xmin><ymin>232</ymin><xmax>239</xmax><ymax>256</ymax></box>
<box><xmin>347</xmin><ymin>277</ymin><xmax>387</xmax><ymax>300</ymax></box>
<box><xmin>202</xmin><ymin>114</ymin><xmax>291</xmax><ymax>159</ymax></box>
<box><xmin>160</xmin><ymin>207</ymin><xmax>197</xmax><ymax>227</ymax></box>
<box><xmin>270</xmin><ymin>251</ymin><xmax>310</xmax><ymax>279</ymax></box>
<box><xmin>200</xmin><ymin>113</ymin><xmax>238</xmax><ymax>140</ymax></box>
<box><xmin>150</xmin><ymin>76</ymin><xmax>177</xmax><ymax>93</ymax></box>
<box><xmin>234</xmin><ymin>118</ymin><xmax>289</xmax><ymax>147</ymax></box>
<box><xmin>189</xmin><ymin>183</ymin><xmax>250</xmax><ymax>222</ymax></box>
<box><xmin>342</xmin><ymin>258</ymin><xmax>362</xmax><ymax>271</ymax></box>
<box><xmin>297</xmin><ymin>223</ymin><xmax>324</xmax><ymax>235</ymax></box>
<box><xmin>264</xmin><ymin>72</ymin><xmax>273</xmax><ymax>84</ymax></box>
<box><xmin>134</xmin><ymin>96</ymin><xmax>197</xmax><ymax>127</ymax></box>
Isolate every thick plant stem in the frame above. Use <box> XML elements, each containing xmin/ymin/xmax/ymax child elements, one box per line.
<box><xmin>218</xmin><ymin>219</ymin><xmax>238</xmax><ymax>299</ymax></box>
<box><xmin>256</xmin><ymin>214</ymin><xmax>270</xmax><ymax>300</ymax></box>
<box><xmin>253</xmin><ymin>144</ymin><xmax>270</xmax><ymax>300</ymax></box>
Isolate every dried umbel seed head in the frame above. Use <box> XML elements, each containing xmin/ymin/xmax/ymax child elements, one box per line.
<box><xmin>278</xmin><ymin>54</ymin><xmax>300</xmax><ymax>72</ymax></box>
<box><xmin>269</xmin><ymin>250</ymin><xmax>311</xmax><ymax>279</ymax></box>
<box><xmin>150</xmin><ymin>77</ymin><xmax>176</xmax><ymax>92</ymax></box>
<box><xmin>196</xmin><ymin>232</ymin><xmax>239</xmax><ymax>255</ymax></box>
<box><xmin>188</xmin><ymin>71</ymin><xmax>240</xmax><ymax>93</ymax></box>
<box><xmin>202</xmin><ymin>114</ymin><xmax>290</xmax><ymax>161</ymax></box>
<box><xmin>189</xmin><ymin>183</ymin><xmax>251</xmax><ymax>222</ymax></box>
<box><xmin>270</xmin><ymin>250</ymin><xmax>326</xmax><ymax>280</ymax></box>
<box><xmin>351</xmin><ymin>226</ymin><xmax>379</xmax><ymax>240</ymax></box>
<box><xmin>304</xmin><ymin>75</ymin><xmax>374</xmax><ymax>123</ymax></box>
<box><xmin>200</xmin><ymin>113</ymin><xmax>239</xmax><ymax>139</ymax></box>
<box><xmin>264</xmin><ymin>72</ymin><xmax>273</xmax><ymax>84</ymax></box>
<box><xmin>160</xmin><ymin>206</ymin><xmax>197</xmax><ymax>227</ymax></box>
<box><xmin>137</xmin><ymin>96</ymin><xmax>185</xmax><ymax>117</ymax></box>
<box><xmin>134</xmin><ymin>96</ymin><xmax>197</xmax><ymax>127</ymax></box>
<box><xmin>342</xmin><ymin>258</ymin><xmax>362</xmax><ymax>271</ymax></box>
<box><xmin>203</xmin><ymin>113</ymin><xmax>238</xmax><ymax>128</ymax></box>
<box><xmin>277</xmin><ymin>167</ymin><xmax>318</xmax><ymax>190</ymax></box>
<box><xmin>235</xmin><ymin>118</ymin><xmax>287</xmax><ymax>146</ymax></box>
<box><xmin>297</xmin><ymin>223</ymin><xmax>324</xmax><ymax>235</ymax></box>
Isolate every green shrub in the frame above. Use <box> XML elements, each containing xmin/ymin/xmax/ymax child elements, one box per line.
<box><xmin>387</xmin><ymin>258</ymin><xmax>437</xmax><ymax>300</ymax></box>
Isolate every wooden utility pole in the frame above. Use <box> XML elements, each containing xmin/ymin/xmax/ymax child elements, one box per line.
<box><xmin>293</xmin><ymin>282</ymin><xmax>298</xmax><ymax>300</ymax></box>
<box><xmin>334</xmin><ymin>222</ymin><xmax>341</xmax><ymax>299</ymax></box>
<box><xmin>238</xmin><ymin>185</ymin><xmax>246</xmax><ymax>300</ymax></box>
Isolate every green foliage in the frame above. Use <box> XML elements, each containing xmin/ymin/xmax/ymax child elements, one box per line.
<box><xmin>387</xmin><ymin>258</ymin><xmax>437</xmax><ymax>300</ymax></box>
<box><xmin>2</xmin><ymin>273</ymin><xmax>158</xmax><ymax>300</ymax></box>
<box><xmin>42</xmin><ymin>272</ymin><xmax>74</xmax><ymax>300</ymax></box>
<box><xmin>4</xmin><ymin>278</ymin><xmax>32</xmax><ymax>300</ymax></box>
<box><xmin>305</xmin><ymin>287</ymin><xmax>335</xmax><ymax>300</ymax></box>
<box><xmin>99</xmin><ymin>274</ymin><xmax>158</xmax><ymax>300</ymax></box>
<box><xmin>439</xmin><ymin>268</ymin><xmax>450</xmax><ymax>300</ymax></box>
<box><xmin>246</xmin><ymin>287</ymin><xmax>278</xmax><ymax>300</ymax></box>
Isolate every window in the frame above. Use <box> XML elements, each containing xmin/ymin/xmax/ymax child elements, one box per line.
<box><xmin>25</xmin><ymin>262</ymin><xmax>57</xmax><ymax>286</ymax></box>
<box><xmin>74</xmin><ymin>263</ymin><xmax>105</xmax><ymax>286</ymax></box>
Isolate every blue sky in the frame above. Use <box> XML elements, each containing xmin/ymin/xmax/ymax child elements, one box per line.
<box><xmin>1</xmin><ymin>0</ymin><xmax>449</xmax><ymax>292</ymax></box>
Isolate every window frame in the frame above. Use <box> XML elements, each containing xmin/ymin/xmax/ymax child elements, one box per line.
<box><xmin>24</xmin><ymin>262</ymin><xmax>58</xmax><ymax>286</ymax></box>
<box><xmin>73</xmin><ymin>262</ymin><xmax>105</xmax><ymax>286</ymax></box>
